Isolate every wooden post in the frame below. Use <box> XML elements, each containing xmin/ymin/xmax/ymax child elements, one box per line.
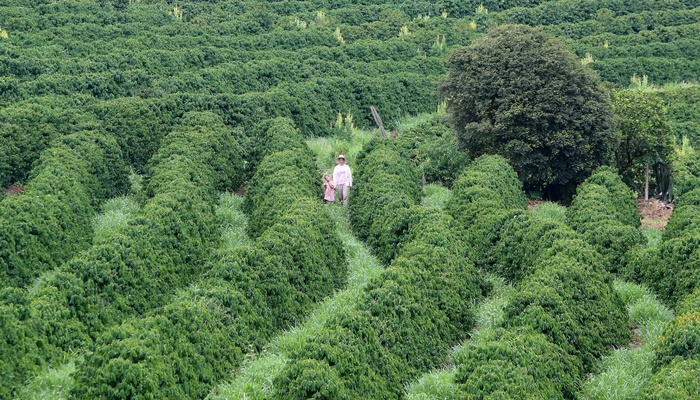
<box><xmin>645</xmin><ymin>162</ymin><xmax>649</xmax><ymax>201</ymax></box>
<box><xmin>370</xmin><ymin>106</ymin><xmax>388</xmax><ymax>138</ymax></box>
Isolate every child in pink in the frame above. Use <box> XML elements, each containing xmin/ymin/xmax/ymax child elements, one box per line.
<box><xmin>323</xmin><ymin>174</ymin><xmax>335</xmax><ymax>203</ymax></box>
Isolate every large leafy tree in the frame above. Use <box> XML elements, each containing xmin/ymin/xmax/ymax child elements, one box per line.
<box><xmin>440</xmin><ymin>24</ymin><xmax>616</xmax><ymax>200</ymax></box>
<box><xmin>611</xmin><ymin>90</ymin><xmax>673</xmax><ymax>200</ymax></box>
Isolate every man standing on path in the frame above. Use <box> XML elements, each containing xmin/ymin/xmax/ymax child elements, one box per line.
<box><xmin>333</xmin><ymin>154</ymin><xmax>352</xmax><ymax>206</ymax></box>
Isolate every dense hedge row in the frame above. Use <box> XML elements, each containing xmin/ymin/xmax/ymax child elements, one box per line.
<box><xmin>395</xmin><ymin>115</ymin><xmax>470</xmax><ymax>188</ymax></box>
<box><xmin>566</xmin><ymin>167</ymin><xmax>643</xmax><ymax>273</ymax></box>
<box><xmin>629</xmin><ymin>187</ymin><xmax>700</xmax><ymax>307</ymax></box>
<box><xmin>0</xmin><ymin>130</ymin><xmax>128</xmax><ymax>289</ymax></box>
<box><xmin>350</xmin><ymin>138</ymin><xmax>422</xmax><ymax>264</ymax></box>
<box><xmin>639</xmin><ymin>310</ymin><xmax>700</xmax><ymax>398</ymax></box>
<box><xmin>0</xmin><ymin>112</ymin><xmax>239</xmax><ymax>398</ymax></box>
<box><xmin>0</xmin><ymin>99</ymin><xmax>99</xmax><ymax>188</ymax></box>
<box><xmin>544</xmin><ymin>6</ymin><xmax>700</xmax><ymax>40</ymax></box>
<box><xmin>445</xmin><ymin>155</ymin><xmax>527</xmax><ymax>268</ymax></box>
<box><xmin>273</xmin><ymin>209</ymin><xmax>484</xmax><ymax>399</ymax></box>
<box><xmin>71</xmin><ymin>120</ymin><xmax>346</xmax><ymax>399</ymax></box>
<box><xmin>454</xmin><ymin>222</ymin><xmax>627</xmax><ymax>398</ymax></box>
<box><xmin>394</xmin><ymin>160</ymin><xmax>627</xmax><ymax>397</ymax></box>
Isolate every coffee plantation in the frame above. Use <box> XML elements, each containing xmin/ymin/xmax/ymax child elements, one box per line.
<box><xmin>1</xmin><ymin>0</ymin><xmax>699</xmax><ymax>398</ymax></box>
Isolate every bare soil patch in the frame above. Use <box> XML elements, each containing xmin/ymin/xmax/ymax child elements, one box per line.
<box><xmin>637</xmin><ymin>198</ymin><xmax>673</xmax><ymax>230</ymax></box>
<box><xmin>629</xmin><ymin>327</ymin><xmax>643</xmax><ymax>348</ymax></box>
<box><xmin>527</xmin><ymin>200</ymin><xmax>548</xmax><ymax>210</ymax></box>
<box><xmin>5</xmin><ymin>184</ymin><xmax>25</xmax><ymax>195</ymax></box>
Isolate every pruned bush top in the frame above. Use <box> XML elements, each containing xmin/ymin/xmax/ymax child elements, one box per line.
<box><xmin>447</xmin><ymin>155</ymin><xmax>527</xmax><ymax>267</ymax></box>
<box><xmin>274</xmin><ymin>210</ymin><xmax>483</xmax><ymax>399</ymax></box>
<box><xmin>567</xmin><ymin>166</ymin><xmax>640</xmax><ymax>229</ymax></box>
<box><xmin>454</xmin><ymin>327</ymin><xmax>581</xmax><ymax>400</ymax></box>
<box><xmin>653</xmin><ymin>312</ymin><xmax>700</xmax><ymax>369</ymax></box>
<box><xmin>440</xmin><ymin>24</ymin><xmax>615</xmax><ymax>200</ymax></box>
<box><xmin>350</xmin><ymin>138</ymin><xmax>421</xmax><ymax>263</ymax></box>
<box><xmin>504</xmin><ymin>251</ymin><xmax>629</xmax><ymax>372</ymax></box>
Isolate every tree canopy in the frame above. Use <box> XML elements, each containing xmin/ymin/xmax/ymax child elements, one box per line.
<box><xmin>611</xmin><ymin>90</ymin><xmax>673</xmax><ymax>199</ymax></box>
<box><xmin>440</xmin><ymin>24</ymin><xmax>617</xmax><ymax>200</ymax></box>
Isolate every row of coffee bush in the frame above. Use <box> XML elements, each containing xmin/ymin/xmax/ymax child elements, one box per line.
<box><xmin>628</xmin><ymin>187</ymin><xmax>700</xmax><ymax>307</ymax></box>
<box><xmin>543</xmin><ymin>6</ymin><xmax>700</xmax><ymax>40</ymax></box>
<box><xmin>564</xmin><ymin>162</ymin><xmax>700</xmax><ymax>397</ymax></box>
<box><xmin>489</xmin><ymin>0</ymin><xmax>697</xmax><ymax>29</ymax></box>
<box><xmin>0</xmin><ymin>112</ymin><xmax>240</xmax><ymax>399</ymax></box>
<box><xmin>264</xmin><ymin>140</ymin><xmax>489</xmax><ymax>398</ymax></box>
<box><xmin>566</xmin><ymin>166</ymin><xmax>644</xmax><ymax>273</ymax></box>
<box><xmin>406</xmin><ymin>161</ymin><xmax>626</xmax><ymax>397</ymax></box>
<box><xmin>0</xmin><ymin>129</ymin><xmax>129</xmax><ymax>288</ymax></box>
<box><xmin>636</xmin><ymin>284</ymin><xmax>700</xmax><ymax>397</ymax></box>
<box><xmin>349</xmin><ymin>138</ymin><xmax>422</xmax><ymax>264</ymax></box>
<box><xmin>394</xmin><ymin>115</ymin><xmax>470</xmax><ymax>188</ymax></box>
<box><xmin>445</xmin><ymin>155</ymin><xmax>528</xmax><ymax>269</ymax></box>
<box><xmin>455</xmin><ymin>239</ymin><xmax>628</xmax><ymax>397</ymax></box>
<box><xmin>0</xmin><ymin>69</ymin><xmax>437</xmax><ymax>189</ymax></box>
<box><xmin>273</xmin><ymin>208</ymin><xmax>484</xmax><ymax>398</ymax></box>
<box><xmin>452</xmin><ymin>171</ymin><xmax>629</xmax><ymax>397</ymax></box>
<box><xmin>69</xmin><ymin>118</ymin><xmax>347</xmax><ymax>399</ymax></box>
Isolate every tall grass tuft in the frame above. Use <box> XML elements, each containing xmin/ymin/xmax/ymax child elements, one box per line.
<box><xmin>422</xmin><ymin>184</ymin><xmax>452</xmax><ymax>210</ymax></box>
<box><xmin>306</xmin><ymin>128</ymin><xmax>374</xmax><ymax>174</ymax></box>
<box><xmin>18</xmin><ymin>361</ymin><xmax>76</xmax><ymax>400</ymax></box>
<box><xmin>216</xmin><ymin>193</ymin><xmax>250</xmax><ymax>252</ymax></box>
<box><xmin>531</xmin><ymin>201</ymin><xmax>566</xmax><ymax>222</ymax></box>
<box><xmin>580</xmin><ymin>280</ymin><xmax>673</xmax><ymax>400</ymax></box>
<box><xmin>641</xmin><ymin>227</ymin><xmax>662</xmax><ymax>248</ymax></box>
<box><xmin>406</xmin><ymin>369</ymin><xmax>460</xmax><ymax>400</ymax></box>
<box><xmin>405</xmin><ymin>275</ymin><xmax>512</xmax><ymax>400</ymax></box>
<box><xmin>92</xmin><ymin>196</ymin><xmax>139</xmax><ymax>243</ymax></box>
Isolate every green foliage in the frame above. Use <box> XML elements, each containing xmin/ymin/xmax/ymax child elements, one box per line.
<box><xmin>454</xmin><ymin>327</ymin><xmax>581</xmax><ymax>400</ymax></box>
<box><xmin>504</xmin><ymin>252</ymin><xmax>629</xmax><ymax>372</ymax></box>
<box><xmin>421</xmin><ymin>184</ymin><xmax>452</xmax><ymax>210</ymax></box>
<box><xmin>641</xmin><ymin>233</ymin><xmax>700</xmax><ymax>307</ymax></box>
<box><xmin>494</xmin><ymin>212</ymin><xmax>576</xmax><ymax>282</ymax></box>
<box><xmin>0</xmin><ymin>112</ymin><xmax>232</xmax><ymax>398</ymax></box>
<box><xmin>71</xmin><ymin>122</ymin><xmax>347</xmax><ymax>399</ymax></box>
<box><xmin>350</xmin><ymin>138</ymin><xmax>422</xmax><ymax>263</ymax></box>
<box><xmin>88</xmin><ymin>97</ymin><xmax>170</xmax><ymax>171</ymax></box>
<box><xmin>440</xmin><ymin>24</ymin><xmax>616</xmax><ymax>200</ymax></box>
<box><xmin>568</xmin><ymin>167</ymin><xmax>640</xmax><ymax>228</ymax></box>
<box><xmin>147</xmin><ymin>111</ymin><xmax>243</xmax><ymax>199</ymax></box>
<box><xmin>0</xmin><ymin>146</ymin><xmax>94</xmax><ymax>288</ymax></box>
<box><xmin>0</xmin><ymin>100</ymin><xmax>98</xmax><ymax>188</ymax></box>
<box><xmin>0</xmin><ymin>290</ymin><xmax>41</xmax><ymax>399</ymax></box>
<box><xmin>446</xmin><ymin>155</ymin><xmax>527</xmax><ymax>268</ymax></box>
<box><xmin>678</xmin><ymin>288</ymin><xmax>700</xmax><ymax>315</ymax></box>
<box><xmin>611</xmin><ymin>90</ymin><xmax>674</xmax><ymax>199</ymax></box>
<box><xmin>274</xmin><ymin>210</ymin><xmax>483</xmax><ymax>399</ymax></box>
<box><xmin>653</xmin><ymin>312</ymin><xmax>700</xmax><ymax>369</ymax></box>
<box><xmin>396</xmin><ymin>115</ymin><xmax>470</xmax><ymax>187</ymax></box>
<box><xmin>566</xmin><ymin>167</ymin><xmax>644</xmax><ymax>272</ymax></box>
<box><xmin>54</xmin><ymin>130</ymin><xmax>130</xmax><ymax>201</ymax></box>
<box><xmin>639</xmin><ymin>358</ymin><xmax>700</xmax><ymax>400</ymax></box>
<box><xmin>244</xmin><ymin>150</ymin><xmax>318</xmax><ymax>238</ymax></box>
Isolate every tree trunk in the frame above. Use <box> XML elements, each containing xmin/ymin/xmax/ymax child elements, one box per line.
<box><xmin>645</xmin><ymin>162</ymin><xmax>649</xmax><ymax>201</ymax></box>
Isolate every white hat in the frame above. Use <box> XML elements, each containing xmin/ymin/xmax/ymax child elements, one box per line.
<box><xmin>336</xmin><ymin>154</ymin><xmax>346</xmax><ymax>160</ymax></box>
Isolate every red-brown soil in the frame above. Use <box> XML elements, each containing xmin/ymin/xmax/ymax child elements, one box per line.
<box><xmin>638</xmin><ymin>198</ymin><xmax>673</xmax><ymax>230</ymax></box>
<box><xmin>5</xmin><ymin>184</ymin><xmax>25</xmax><ymax>195</ymax></box>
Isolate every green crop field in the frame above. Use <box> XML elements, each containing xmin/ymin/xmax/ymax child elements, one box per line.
<box><xmin>0</xmin><ymin>0</ymin><xmax>699</xmax><ymax>398</ymax></box>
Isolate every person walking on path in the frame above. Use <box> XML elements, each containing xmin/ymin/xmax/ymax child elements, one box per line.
<box><xmin>333</xmin><ymin>155</ymin><xmax>352</xmax><ymax>206</ymax></box>
<box><xmin>323</xmin><ymin>174</ymin><xmax>335</xmax><ymax>203</ymax></box>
